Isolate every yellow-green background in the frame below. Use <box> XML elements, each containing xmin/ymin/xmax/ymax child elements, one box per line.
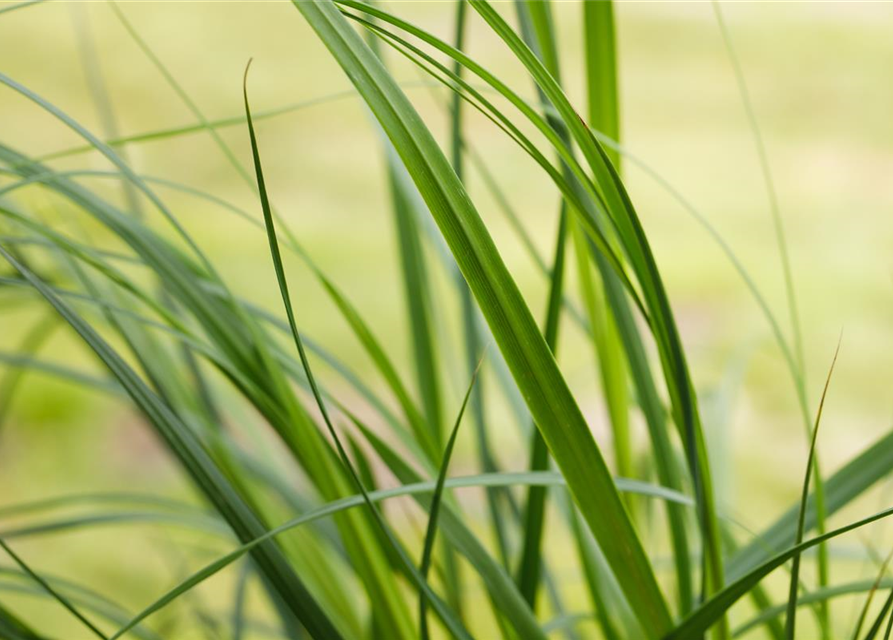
<box><xmin>2</xmin><ymin>0</ymin><xmax>893</xmax><ymax>636</ymax></box>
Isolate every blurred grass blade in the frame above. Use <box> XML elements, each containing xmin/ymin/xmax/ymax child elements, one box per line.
<box><xmin>850</xmin><ymin>548</ymin><xmax>893</xmax><ymax>640</ymax></box>
<box><xmin>785</xmin><ymin>339</ymin><xmax>840</xmax><ymax>638</ymax></box>
<box><xmin>863</xmin><ymin>586</ymin><xmax>893</xmax><ymax>640</ymax></box>
<box><xmin>0</xmin><ymin>601</ymin><xmax>48</xmax><ymax>640</ymax></box>
<box><xmin>583</xmin><ymin>0</ymin><xmax>619</xmax><ymax>168</ymax></box>
<box><xmin>0</xmin><ymin>245</ymin><xmax>346</xmax><ymax>640</ymax></box>
<box><xmin>0</xmin><ymin>538</ymin><xmax>107</xmax><ymax>639</ymax></box>
<box><xmin>712</xmin><ymin>3</ymin><xmax>828</xmax><ymax>634</ymax></box>
<box><xmin>0</xmin><ymin>312</ymin><xmax>57</xmax><ymax>434</ymax></box>
<box><xmin>0</xmin><ymin>0</ymin><xmax>45</xmax><ymax>17</ymax></box>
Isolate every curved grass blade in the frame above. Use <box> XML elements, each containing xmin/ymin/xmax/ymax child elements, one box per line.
<box><xmin>102</xmin><ymin>468</ymin><xmax>690</xmax><ymax>640</ymax></box>
<box><xmin>786</xmin><ymin>339</ymin><xmax>841</xmax><ymax>638</ymax></box>
<box><xmin>420</xmin><ymin>357</ymin><xmax>482</xmax><ymax>640</ymax></box>
<box><xmin>245</xmin><ymin>63</ymin><xmax>469</xmax><ymax>640</ymax></box>
<box><xmin>667</xmin><ymin>504</ymin><xmax>893</xmax><ymax>639</ymax></box>
<box><xmin>337</xmin><ymin>4</ymin><xmax>648</xmax><ymax>322</ymax></box>
<box><xmin>733</xmin><ymin>578</ymin><xmax>892</xmax><ymax>637</ymax></box>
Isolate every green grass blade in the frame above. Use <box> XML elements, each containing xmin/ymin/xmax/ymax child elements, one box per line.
<box><xmin>245</xmin><ymin>65</ymin><xmax>470</xmax><ymax>640</ymax></box>
<box><xmin>463</xmin><ymin>2</ymin><xmax>724</xmax><ymax>624</ymax></box>
<box><xmin>0</xmin><ymin>538</ymin><xmax>107</xmax><ymax>639</ymax></box>
<box><xmin>449</xmin><ymin>0</ymin><xmax>513</xmax><ymax>573</ymax></box>
<box><xmin>420</xmin><ymin>359</ymin><xmax>481</xmax><ymax>640</ymax></box>
<box><xmin>510</xmin><ymin>0</ymin><xmax>572</xmax><ymax>611</ymax></box>
<box><xmin>516</xmin><ymin>207</ymin><xmax>567</xmax><ymax>608</ymax></box>
<box><xmin>337</xmin><ymin>4</ymin><xmax>648</xmax><ymax>321</ymax></box>
<box><xmin>583</xmin><ymin>0</ymin><xmax>619</xmax><ymax>168</ymax></box>
<box><xmin>0</xmin><ymin>601</ymin><xmax>49</xmax><ymax>640</ymax></box>
<box><xmin>0</xmin><ymin>245</ymin><xmax>345</xmax><ymax>640</ymax></box>
<box><xmin>785</xmin><ymin>339</ymin><xmax>840</xmax><ymax>638</ymax></box>
<box><xmin>289</xmin><ymin>1</ymin><xmax>672</xmax><ymax>634</ymax></box>
<box><xmin>850</xmin><ymin>551</ymin><xmax>893</xmax><ymax>640</ymax></box>
<box><xmin>668</xmin><ymin>505</ymin><xmax>893</xmax><ymax>638</ymax></box>
<box><xmin>864</xmin><ymin>587</ymin><xmax>893</xmax><ymax>640</ymax></box>
<box><xmin>98</xmin><ymin>468</ymin><xmax>687</xmax><ymax>640</ymax></box>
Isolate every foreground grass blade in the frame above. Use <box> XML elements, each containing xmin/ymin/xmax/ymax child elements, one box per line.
<box><xmin>288</xmin><ymin>0</ymin><xmax>672</xmax><ymax>635</ymax></box>
<box><xmin>447</xmin><ymin>0</ymin><xmax>513</xmax><ymax>573</ymax></box>
<box><xmin>461</xmin><ymin>1</ymin><xmax>724</xmax><ymax>624</ymax></box>
<box><xmin>511</xmin><ymin>0</ymin><xmax>572</xmax><ymax>611</ymax></box>
<box><xmin>420</xmin><ymin>359</ymin><xmax>481</xmax><ymax>640</ymax></box>
<box><xmin>785</xmin><ymin>340</ymin><xmax>840</xmax><ymax>638</ymax></box>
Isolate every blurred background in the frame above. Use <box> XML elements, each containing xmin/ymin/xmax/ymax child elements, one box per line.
<box><xmin>2</xmin><ymin>0</ymin><xmax>893</xmax><ymax>636</ymax></box>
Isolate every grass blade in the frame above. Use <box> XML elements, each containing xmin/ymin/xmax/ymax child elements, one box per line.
<box><xmin>420</xmin><ymin>358</ymin><xmax>482</xmax><ymax>639</ymax></box>
<box><xmin>668</xmin><ymin>505</ymin><xmax>893</xmax><ymax>638</ymax></box>
<box><xmin>0</xmin><ymin>538</ymin><xmax>107</xmax><ymax>639</ymax></box>
<box><xmin>289</xmin><ymin>1</ymin><xmax>672</xmax><ymax>634</ymax></box>
<box><xmin>0</xmin><ymin>244</ymin><xmax>345</xmax><ymax>640</ymax></box>
<box><xmin>785</xmin><ymin>338</ymin><xmax>841</xmax><ymax>638</ymax></box>
<box><xmin>244</xmin><ymin>63</ymin><xmax>471</xmax><ymax>640</ymax></box>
